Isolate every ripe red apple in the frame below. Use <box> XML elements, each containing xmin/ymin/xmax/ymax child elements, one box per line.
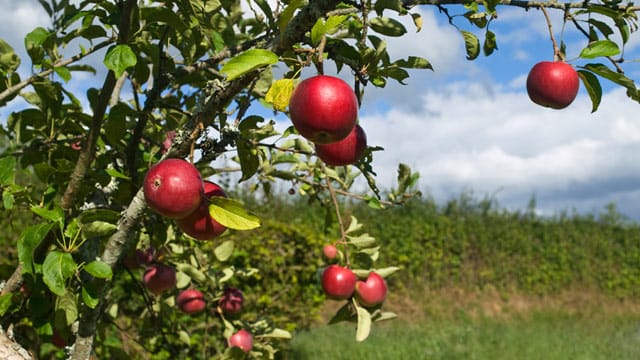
<box><xmin>526</xmin><ymin>61</ymin><xmax>580</xmax><ymax>109</ymax></box>
<box><xmin>321</xmin><ymin>265</ymin><xmax>356</xmax><ymax>300</ymax></box>
<box><xmin>355</xmin><ymin>272</ymin><xmax>387</xmax><ymax>307</ymax></box>
<box><xmin>228</xmin><ymin>329</ymin><xmax>253</xmax><ymax>353</ymax></box>
<box><xmin>124</xmin><ymin>248</ymin><xmax>154</xmax><ymax>270</ymax></box>
<box><xmin>143</xmin><ymin>264</ymin><xmax>176</xmax><ymax>295</ymax></box>
<box><xmin>288</xmin><ymin>75</ymin><xmax>358</xmax><ymax>144</ymax></box>
<box><xmin>219</xmin><ymin>287</ymin><xmax>244</xmax><ymax>315</ymax></box>
<box><xmin>176</xmin><ymin>181</ymin><xmax>227</xmax><ymax>240</ymax></box>
<box><xmin>51</xmin><ymin>330</ymin><xmax>67</xmax><ymax>349</ymax></box>
<box><xmin>176</xmin><ymin>288</ymin><xmax>206</xmax><ymax>314</ymax></box>
<box><xmin>323</xmin><ymin>244</ymin><xmax>338</xmax><ymax>260</ymax></box>
<box><xmin>315</xmin><ymin>124</ymin><xmax>367</xmax><ymax>166</ymax></box>
<box><xmin>143</xmin><ymin>158</ymin><xmax>204</xmax><ymax>219</ymax></box>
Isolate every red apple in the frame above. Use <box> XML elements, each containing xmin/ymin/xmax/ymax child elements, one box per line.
<box><xmin>526</xmin><ymin>61</ymin><xmax>579</xmax><ymax>109</ymax></box>
<box><xmin>161</xmin><ymin>130</ymin><xmax>176</xmax><ymax>154</ymax></box>
<box><xmin>228</xmin><ymin>329</ymin><xmax>253</xmax><ymax>352</ymax></box>
<box><xmin>143</xmin><ymin>264</ymin><xmax>176</xmax><ymax>295</ymax></box>
<box><xmin>176</xmin><ymin>181</ymin><xmax>227</xmax><ymax>240</ymax></box>
<box><xmin>124</xmin><ymin>248</ymin><xmax>154</xmax><ymax>270</ymax></box>
<box><xmin>315</xmin><ymin>124</ymin><xmax>367</xmax><ymax>166</ymax></box>
<box><xmin>323</xmin><ymin>244</ymin><xmax>338</xmax><ymax>260</ymax></box>
<box><xmin>289</xmin><ymin>75</ymin><xmax>358</xmax><ymax>144</ymax></box>
<box><xmin>143</xmin><ymin>158</ymin><xmax>204</xmax><ymax>219</ymax></box>
<box><xmin>321</xmin><ymin>265</ymin><xmax>356</xmax><ymax>300</ymax></box>
<box><xmin>176</xmin><ymin>288</ymin><xmax>206</xmax><ymax>314</ymax></box>
<box><xmin>51</xmin><ymin>330</ymin><xmax>67</xmax><ymax>349</ymax></box>
<box><xmin>219</xmin><ymin>287</ymin><xmax>244</xmax><ymax>315</ymax></box>
<box><xmin>355</xmin><ymin>272</ymin><xmax>387</xmax><ymax>307</ymax></box>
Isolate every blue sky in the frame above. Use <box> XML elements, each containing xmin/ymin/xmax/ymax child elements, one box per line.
<box><xmin>3</xmin><ymin>1</ymin><xmax>640</xmax><ymax>219</ymax></box>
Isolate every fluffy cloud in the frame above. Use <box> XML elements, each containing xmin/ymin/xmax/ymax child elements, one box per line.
<box><xmin>362</xmin><ymin>83</ymin><xmax>640</xmax><ymax>218</ymax></box>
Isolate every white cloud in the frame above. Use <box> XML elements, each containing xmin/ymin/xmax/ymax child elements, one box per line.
<box><xmin>362</xmin><ymin>83</ymin><xmax>640</xmax><ymax>218</ymax></box>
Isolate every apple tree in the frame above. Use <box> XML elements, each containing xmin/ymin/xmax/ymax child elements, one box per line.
<box><xmin>0</xmin><ymin>0</ymin><xmax>639</xmax><ymax>359</ymax></box>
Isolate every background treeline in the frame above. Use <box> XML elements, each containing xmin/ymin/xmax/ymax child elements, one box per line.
<box><xmin>2</xmin><ymin>186</ymin><xmax>639</xmax><ymax>334</ymax></box>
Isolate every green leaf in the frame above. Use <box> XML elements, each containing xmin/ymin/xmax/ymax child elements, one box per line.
<box><xmin>265</xmin><ymin>78</ymin><xmax>294</xmax><ymax>112</ymax></box>
<box><xmin>582</xmin><ymin>63</ymin><xmax>636</xmax><ymax>90</ymax></box>
<box><xmin>310</xmin><ymin>18</ymin><xmax>326</xmax><ymax>46</ymax></box>
<box><xmin>328</xmin><ymin>302</ymin><xmax>356</xmax><ymax>324</ymax></box>
<box><xmin>373</xmin><ymin>311</ymin><xmax>398</xmax><ymax>322</ymax></box>
<box><xmin>347</xmin><ymin>233</ymin><xmax>377</xmax><ymax>248</ymax></box>
<box><xmin>411</xmin><ymin>13</ymin><xmax>423</xmax><ymax>32</ymax></box>
<box><xmin>209</xmin><ymin>197</ymin><xmax>261</xmax><ymax>230</ymax></box>
<box><xmin>461</xmin><ymin>30</ymin><xmax>480</xmax><ymax>60</ymax></box>
<box><xmin>43</xmin><ymin>251</ymin><xmax>77</xmax><ymax>296</ymax></box>
<box><xmin>18</xmin><ymin>223</ymin><xmax>54</xmax><ymax>275</ymax></box>
<box><xmin>369</xmin><ymin>17</ymin><xmax>407</xmax><ymax>37</ymax></box>
<box><xmin>577</xmin><ymin>70</ymin><xmax>602</xmax><ymax>113</ymax></box>
<box><xmin>214</xmin><ymin>240</ymin><xmax>235</xmax><ymax>262</ymax></box>
<box><xmin>3</xmin><ymin>190</ymin><xmax>14</xmax><ymax>210</ymax></box>
<box><xmin>394</xmin><ymin>56</ymin><xmax>432</xmax><ymax>70</ymax></box>
<box><xmin>220</xmin><ymin>49</ymin><xmax>278</xmax><ymax>81</ymax></box>
<box><xmin>259</xmin><ymin>328</ymin><xmax>293</xmax><ymax>339</ymax></box>
<box><xmin>104</xmin><ymin>45</ymin><xmax>137</xmax><ymax>78</ymax></box>
<box><xmin>82</xmin><ymin>221</ymin><xmax>118</xmax><ymax>238</ymax></box>
<box><xmin>346</xmin><ymin>216</ymin><xmax>363</xmax><ymax>234</ymax></box>
<box><xmin>31</xmin><ymin>205</ymin><xmax>64</xmax><ymax>224</ymax></box>
<box><xmin>278</xmin><ymin>0</ymin><xmax>305</xmax><ymax>34</ymax></box>
<box><xmin>373</xmin><ymin>266</ymin><xmax>401</xmax><ymax>278</ymax></box>
<box><xmin>355</xmin><ymin>304</ymin><xmax>372</xmax><ymax>342</ymax></box>
<box><xmin>54</xmin><ymin>66</ymin><xmax>72</xmax><ymax>82</ymax></box>
<box><xmin>579</xmin><ymin>40</ymin><xmax>620</xmax><ymax>59</ymax></box>
<box><xmin>175</xmin><ymin>263</ymin><xmax>207</xmax><ymax>283</ymax></box>
<box><xmin>483</xmin><ymin>29</ymin><xmax>497</xmax><ymax>56</ymax></box>
<box><xmin>84</xmin><ymin>260</ymin><xmax>113</xmax><ymax>279</ymax></box>
<box><xmin>105</xmin><ymin>167</ymin><xmax>131</xmax><ymax>180</ymax></box>
<box><xmin>55</xmin><ymin>291</ymin><xmax>78</xmax><ymax>326</ymax></box>
<box><xmin>25</xmin><ymin>27</ymin><xmax>50</xmax><ymax>49</ymax></box>
<box><xmin>0</xmin><ymin>39</ymin><xmax>20</xmax><ymax>73</ymax></box>
<box><xmin>0</xmin><ymin>293</ymin><xmax>12</xmax><ymax>316</ymax></box>
<box><xmin>0</xmin><ymin>156</ymin><xmax>16</xmax><ymax>185</ymax></box>
<box><xmin>236</xmin><ymin>140</ymin><xmax>260</xmax><ymax>181</ymax></box>
<box><xmin>82</xmin><ymin>283</ymin><xmax>100</xmax><ymax>309</ymax></box>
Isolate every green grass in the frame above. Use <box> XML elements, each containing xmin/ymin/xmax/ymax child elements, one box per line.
<box><xmin>285</xmin><ymin>313</ymin><xmax>640</xmax><ymax>360</ymax></box>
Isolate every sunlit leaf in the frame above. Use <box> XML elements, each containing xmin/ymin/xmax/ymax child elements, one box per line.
<box><xmin>355</xmin><ymin>304</ymin><xmax>372</xmax><ymax>341</ymax></box>
<box><xmin>84</xmin><ymin>260</ymin><xmax>113</xmax><ymax>279</ymax></box>
<box><xmin>209</xmin><ymin>197</ymin><xmax>261</xmax><ymax>230</ymax></box>
<box><xmin>220</xmin><ymin>49</ymin><xmax>278</xmax><ymax>81</ymax></box>
<box><xmin>369</xmin><ymin>17</ymin><xmax>407</xmax><ymax>37</ymax></box>
<box><xmin>104</xmin><ymin>44</ymin><xmax>137</xmax><ymax>78</ymax></box>
<box><xmin>214</xmin><ymin>240</ymin><xmax>235</xmax><ymax>262</ymax></box>
<box><xmin>579</xmin><ymin>40</ymin><xmax>620</xmax><ymax>59</ymax></box>
<box><xmin>461</xmin><ymin>30</ymin><xmax>480</xmax><ymax>60</ymax></box>
<box><xmin>265</xmin><ymin>78</ymin><xmax>294</xmax><ymax>111</ymax></box>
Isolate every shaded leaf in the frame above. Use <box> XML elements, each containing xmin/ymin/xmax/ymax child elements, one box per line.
<box><xmin>461</xmin><ymin>30</ymin><xmax>480</xmax><ymax>60</ymax></box>
<box><xmin>577</xmin><ymin>70</ymin><xmax>602</xmax><ymax>113</ymax></box>
<box><xmin>369</xmin><ymin>17</ymin><xmax>407</xmax><ymax>37</ymax></box>
<box><xmin>18</xmin><ymin>223</ymin><xmax>54</xmax><ymax>275</ymax></box>
<box><xmin>43</xmin><ymin>251</ymin><xmax>77</xmax><ymax>296</ymax></box>
<box><xmin>0</xmin><ymin>156</ymin><xmax>16</xmax><ymax>185</ymax></box>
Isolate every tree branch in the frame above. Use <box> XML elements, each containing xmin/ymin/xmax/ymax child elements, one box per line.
<box><xmin>0</xmin><ymin>38</ymin><xmax>115</xmax><ymax>104</ymax></box>
<box><xmin>405</xmin><ymin>0</ymin><xmax>640</xmax><ymax>11</ymax></box>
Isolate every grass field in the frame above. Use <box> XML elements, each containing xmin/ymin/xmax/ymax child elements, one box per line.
<box><xmin>285</xmin><ymin>290</ymin><xmax>640</xmax><ymax>359</ymax></box>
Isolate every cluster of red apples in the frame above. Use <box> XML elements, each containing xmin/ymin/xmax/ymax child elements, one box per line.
<box><xmin>526</xmin><ymin>61</ymin><xmax>580</xmax><ymax>110</ymax></box>
<box><xmin>137</xmin><ymin>158</ymin><xmax>254</xmax><ymax>352</ymax></box>
<box><xmin>320</xmin><ymin>244</ymin><xmax>388</xmax><ymax>308</ymax></box>
<box><xmin>289</xmin><ymin>75</ymin><xmax>367</xmax><ymax>166</ymax></box>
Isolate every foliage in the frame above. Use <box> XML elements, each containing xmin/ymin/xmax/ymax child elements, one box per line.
<box><xmin>0</xmin><ymin>0</ymin><xmax>640</xmax><ymax>359</ymax></box>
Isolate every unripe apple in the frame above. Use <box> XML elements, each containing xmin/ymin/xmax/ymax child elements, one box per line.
<box><xmin>323</xmin><ymin>244</ymin><xmax>338</xmax><ymax>260</ymax></box>
<box><xmin>219</xmin><ymin>287</ymin><xmax>244</xmax><ymax>315</ymax></box>
<box><xmin>321</xmin><ymin>265</ymin><xmax>356</xmax><ymax>300</ymax></box>
<box><xmin>143</xmin><ymin>158</ymin><xmax>204</xmax><ymax>219</ymax></box>
<box><xmin>228</xmin><ymin>329</ymin><xmax>253</xmax><ymax>352</ymax></box>
<box><xmin>289</xmin><ymin>75</ymin><xmax>358</xmax><ymax>144</ymax></box>
<box><xmin>355</xmin><ymin>272</ymin><xmax>387</xmax><ymax>307</ymax></box>
<box><xmin>176</xmin><ymin>181</ymin><xmax>227</xmax><ymax>240</ymax></box>
<box><xmin>143</xmin><ymin>264</ymin><xmax>176</xmax><ymax>295</ymax></box>
<box><xmin>176</xmin><ymin>288</ymin><xmax>206</xmax><ymax>314</ymax></box>
<box><xmin>526</xmin><ymin>61</ymin><xmax>579</xmax><ymax>109</ymax></box>
<box><xmin>315</xmin><ymin>124</ymin><xmax>367</xmax><ymax>166</ymax></box>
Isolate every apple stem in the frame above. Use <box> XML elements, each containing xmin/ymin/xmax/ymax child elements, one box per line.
<box><xmin>322</xmin><ymin>164</ymin><xmax>350</xmax><ymax>266</ymax></box>
<box><xmin>540</xmin><ymin>6</ymin><xmax>562</xmax><ymax>62</ymax></box>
